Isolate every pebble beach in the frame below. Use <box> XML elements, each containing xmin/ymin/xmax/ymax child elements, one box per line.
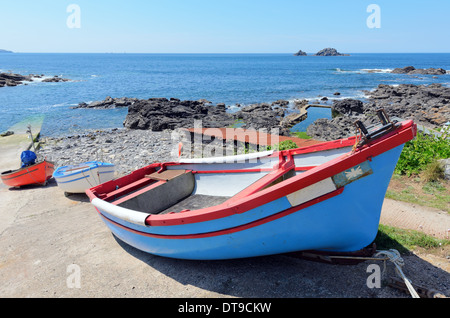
<box><xmin>38</xmin><ymin>128</ymin><xmax>176</xmax><ymax>177</ymax></box>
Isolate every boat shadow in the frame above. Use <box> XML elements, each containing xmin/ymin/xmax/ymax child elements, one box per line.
<box><xmin>62</xmin><ymin>190</ymin><xmax>91</xmax><ymax>203</ymax></box>
<box><xmin>4</xmin><ymin>178</ymin><xmax>91</xmax><ymax>202</ymax></box>
<box><xmin>111</xmin><ymin>234</ymin><xmax>450</xmax><ymax>298</ymax></box>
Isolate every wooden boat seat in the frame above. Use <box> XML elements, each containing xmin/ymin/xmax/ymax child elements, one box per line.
<box><xmin>145</xmin><ymin>169</ymin><xmax>187</xmax><ymax>181</ymax></box>
<box><xmin>116</xmin><ymin>170</ymin><xmax>195</xmax><ymax>215</ymax></box>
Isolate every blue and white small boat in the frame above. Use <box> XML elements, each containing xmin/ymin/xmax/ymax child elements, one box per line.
<box><xmin>86</xmin><ymin>111</ymin><xmax>417</xmax><ymax>260</ymax></box>
<box><xmin>54</xmin><ymin>161</ymin><xmax>115</xmax><ymax>194</ymax></box>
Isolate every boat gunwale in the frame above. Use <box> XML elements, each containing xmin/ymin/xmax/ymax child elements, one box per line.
<box><xmin>87</xmin><ymin>120</ymin><xmax>417</xmax><ymax>228</ymax></box>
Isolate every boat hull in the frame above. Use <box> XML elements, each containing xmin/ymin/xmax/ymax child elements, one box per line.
<box><xmin>87</xmin><ymin>120</ymin><xmax>417</xmax><ymax>260</ymax></box>
<box><xmin>54</xmin><ymin>161</ymin><xmax>115</xmax><ymax>194</ymax></box>
<box><xmin>95</xmin><ymin>145</ymin><xmax>403</xmax><ymax>260</ymax></box>
<box><xmin>1</xmin><ymin>160</ymin><xmax>55</xmax><ymax>188</ymax></box>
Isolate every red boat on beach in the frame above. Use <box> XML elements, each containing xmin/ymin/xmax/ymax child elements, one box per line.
<box><xmin>1</xmin><ymin>159</ymin><xmax>55</xmax><ymax>188</ymax></box>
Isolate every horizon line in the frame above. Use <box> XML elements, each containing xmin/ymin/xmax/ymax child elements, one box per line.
<box><xmin>3</xmin><ymin>51</ymin><xmax>450</xmax><ymax>54</ymax></box>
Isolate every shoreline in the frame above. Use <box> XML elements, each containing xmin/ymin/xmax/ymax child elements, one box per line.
<box><xmin>28</xmin><ymin>81</ymin><xmax>449</xmax><ymax>178</ymax></box>
<box><xmin>1</xmin><ymin>112</ymin><xmax>449</xmax><ymax>299</ymax></box>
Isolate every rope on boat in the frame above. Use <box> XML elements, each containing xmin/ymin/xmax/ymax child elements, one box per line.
<box><xmin>374</xmin><ymin>249</ymin><xmax>420</xmax><ymax>298</ymax></box>
<box><xmin>351</xmin><ymin>125</ymin><xmax>362</xmax><ymax>153</ymax></box>
<box><xmin>329</xmin><ymin>249</ymin><xmax>420</xmax><ymax>298</ymax></box>
<box><xmin>82</xmin><ymin>167</ymin><xmax>95</xmax><ymax>189</ymax></box>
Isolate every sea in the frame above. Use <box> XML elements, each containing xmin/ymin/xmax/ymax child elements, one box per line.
<box><xmin>1</xmin><ymin>53</ymin><xmax>449</xmax><ymax>137</ymax></box>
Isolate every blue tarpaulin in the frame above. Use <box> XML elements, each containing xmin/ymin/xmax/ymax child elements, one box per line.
<box><xmin>21</xmin><ymin>151</ymin><xmax>37</xmax><ymax>168</ymax></box>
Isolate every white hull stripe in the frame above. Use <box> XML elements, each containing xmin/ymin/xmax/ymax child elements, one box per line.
<box><xmin>286</xmin><ymin>178</ymin><xmax>337</xmax><ymax>207</ymax></box>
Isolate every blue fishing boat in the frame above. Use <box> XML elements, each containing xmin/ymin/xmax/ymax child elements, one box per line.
<box><xmin>86</xmin><ymin>111</ymin><xmax>417</xmax><ymax>260</ymax></box>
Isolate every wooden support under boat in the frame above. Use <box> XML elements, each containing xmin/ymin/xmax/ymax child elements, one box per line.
<box><xmin>285</xmin><ymin>244</ymin><xmax>378</xmax><ymax>265</ymax></box>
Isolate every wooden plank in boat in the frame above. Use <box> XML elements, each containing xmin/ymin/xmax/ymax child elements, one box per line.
<box><xmin>145</xmin><ymin>169</ymin><xmax>187</xmax><ymax>181</ymax></box>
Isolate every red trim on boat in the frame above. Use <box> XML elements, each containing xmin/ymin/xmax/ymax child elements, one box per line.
<box><xmin>286</xmin><ymin>137</ymin><xmax>356</xmax><ymax>155</ymax></box>
<box><xmin>98</xmin><ymin>187</ymin><xmax>345</xmax><ymax>239</ymax></box>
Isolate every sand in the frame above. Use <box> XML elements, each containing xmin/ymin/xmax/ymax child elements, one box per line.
<box><xmin>0</xmin><ymin>178</ymin><xmax>448</xmax><ymax>299</ymax></box>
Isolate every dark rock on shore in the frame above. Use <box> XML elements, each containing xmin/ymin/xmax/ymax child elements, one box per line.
<box><xmin>332</xmin><ymin>99</ymin><xmax>364</xmax><ymax>116</ymax></box>
<box><xmin>121</xmin><ymin>97</ymin><xmax>293</xmax><ymax>135</ymax></box>
<box><xmin>307</xmin><ymin>83</ymin><xmax>450</xmax><ymax>141</ymax></box>
<box><xmin>391</xmin><ymin>66</ymin><xmax>447</xmax><ymax>75</ymax></box>
<box><xmin>123</xmin><ymin>98</ymin><xmax>236</xmax><ymax>131</ymax></box>
<box><xmin>76</xmin><ymin>82</ymin><xmax>450</xmax><ymax>143</ymax></box>
<box><xmin>77</xmin><ymin>96</ymin><xmax>291</xmax><ymax>134</ymax></box>
<box><xmin>307</xmin><ymin>116</ymin><xmax>356</xmax><ymax>141</ymax></box>
<box><xmin>293</xmin><ymin>50</ymin><xmax>307</xmax><ymax>56</ymax></box>
<box><xmin>235</xmin><ymin>103</ymin><xmax>287</xmax><ymax>132</ymax></box>
<box><xmin>365</xmin><ymin>83</ymin><xmax>450</xmax><ymax>127</ymax></box>
<box><xmin>314</xmin><ymin>48</ymin><xmax>350</xmax><ymax>56</ymax></box>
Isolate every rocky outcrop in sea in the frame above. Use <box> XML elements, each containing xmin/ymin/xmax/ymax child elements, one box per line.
<box><xmin>73</xmin><ymin>96</ymin><xmax>138</xmax><ymax>109</ymax></box>
<box><xmin>391</xmin><ymin>66</ymin><xmax>447</xmax><ymax>75</ymax></box>
<box><xmin>293</xmin><ymin>50</ymin><xmax>307</xmax><ymax>56</ymax></box>
<box><xmin>314</xmin><ymin>48</ymin><xmax>350</xmax><ymax>56</ymax></box>
<box><xmin>0</xmin><ymin>72</ymin><xmax>71</xmax><ymax>88</ymax></box>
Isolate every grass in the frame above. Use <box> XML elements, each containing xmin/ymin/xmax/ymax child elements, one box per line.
<box><xmin>387</xmin><ymin>127</ymin><xmax>449</xmax><ymax>213</ymax></box>
<box><xmin>386</xmin><ymin>174</ymin><xmax>450</xmax><ymax>213</ymax></box>
<box><xmin>291</xmin><ymin>131</ymin><xmax>312</xmax><ymax>139</ymax></box>
<box><xmin>375</xmin><ymin>224</ymin><xmax>449</xmax><ymax>254</ymax></box>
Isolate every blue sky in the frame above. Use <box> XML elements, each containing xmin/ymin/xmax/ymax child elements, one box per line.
<box><xmin>1</xmin><ymin>0</ymin><xmax>449</xmax><ymax>53</ymax></box>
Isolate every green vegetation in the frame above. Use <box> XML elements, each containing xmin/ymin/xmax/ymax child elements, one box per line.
<box><xmin>395</xmin><ymin>129</ymin><xmax>450</xmax><ymax>176</ymax></box>
<box><xmin>387</xmin><ymin>127</ymin><xmax>449</xmax><ymax>212</ymax></box>
<box><xmin>291</xmin><ymin>131</ymin><xmax>312</xmax><ymax>139</ymax></box>
<box><xmin>271</xmin><ymin>139</ymin><xmax>298</xmax><ymax>151</ymax></box>
<box><xmin>375</xmin><ymin>224</ymin><xmax>449</xmax><ymax>254</ymax></box>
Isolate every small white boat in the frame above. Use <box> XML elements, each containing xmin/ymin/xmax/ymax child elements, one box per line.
<box><xmin>54</xmin><ymin>161</ymin><xmax>115</xmax><ymax>194</ymax></box>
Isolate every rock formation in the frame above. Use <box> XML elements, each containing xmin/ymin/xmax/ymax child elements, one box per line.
<box><xmin>307</xmin><ymin>83</ymin><xmax>450</xmax><ymax>141</ymax></box>
<box><xmin>0</xmin><ymin>72</ymin><xmax>71</xmax><ymax>88</ymax></box>
<box><xmin>293</xmin><ymin>50</ymin><xmax>307</xmax><ymax>56</ymax></box>
<box><xmin>314</xmin><ymin>48</ymin><xmax>349</xmax><ymax>56</ymax></box>
<box><xmin>391</xmin><ymin>66</ymin><xmax>447</xmax><ymax>75</ymax></box>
